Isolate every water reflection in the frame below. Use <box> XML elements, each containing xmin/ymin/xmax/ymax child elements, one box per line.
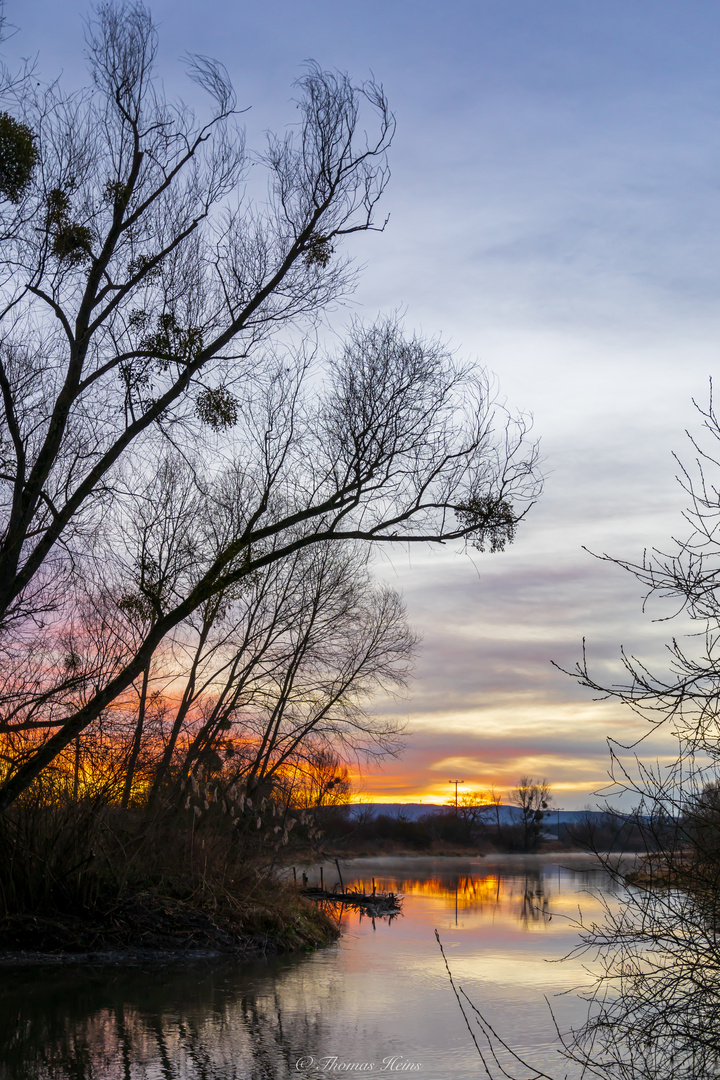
<box><xmin>326</xmin><ymin>852</ymin><xmax>618</xmax><ymax>930</ymax></box>
<box><xmin>0</xmin><ymin>855</ymin><xmax>615</xmax><ymax>1080</ymax></box>
<box><xmin>344</xmin><ymin>870</ymin><xmax>556</xmax><ymax>928</ymax></box>
<box><xmin>0</xmin><ymin>960</ymin><xmax>340</xmax><ymax>1080</ymax></box>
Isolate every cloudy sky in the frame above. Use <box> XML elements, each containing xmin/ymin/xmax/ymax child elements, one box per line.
<box><xmin>13</xmin><ymin>0</ymin><xmax>720</xmax><ymax>807</ymax></box>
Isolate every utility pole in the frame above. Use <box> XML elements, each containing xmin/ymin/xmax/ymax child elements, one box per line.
<box><xmin>449</xmin><ymin>779</ymin><xmax>464</xmax><ymax>814</ymax></box>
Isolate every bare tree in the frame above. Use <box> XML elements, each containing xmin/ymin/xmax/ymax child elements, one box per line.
<box><xmin>285</xmin><ymin>748</ymin><xmax>352</xmax><ymax>810</ymax></box>
<box><xmin>162</xmin><ymin>539</ymin><xmax>414</xmax><ymax>805</ymax></box>
<box><xmin>431</xmin><ymin>398</ymin><xmax>720</xmax><ymax>1080</ymax></box>
<box><xmin>509</xmin><ymin>776</ymin><xmax>551</xmax><ymax>851</ymax></box>
<box><xmin>0</xmin><ymin>4</ymin><xmax>539</xmax><ymax>808</ymax></box>
<box><xmin>5</xmin><ymin>484</ymin><xmax>415</xmax><ymax>811</ymax></box>
<box><xmin>430</xmin><ymin>429</ymin><xmax>720</xmax><ymax>1079</ymax></box>
<box><xmin>542</xmin><ymin>390</ymin><xmax>720</xmax><ymax>1079</ymax></box>
<box><xmin>0</xmin><ymin>2</ymin><xmax>393</xmax><ymax>625</ymax></box>
<box><xmin>443</xmin><ymin>789</ymin><xmax>497</xmax><ymax>829</ymax></box>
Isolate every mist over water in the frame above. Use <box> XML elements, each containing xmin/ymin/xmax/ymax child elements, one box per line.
<box><xmin>0</xmin><ymin>855</ymin><xmax>623</xmax><ymax>1079</ymax></box>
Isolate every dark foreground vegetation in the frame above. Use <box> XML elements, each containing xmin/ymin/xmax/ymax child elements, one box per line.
<box><xmin>0</xmin><ymin>778</ymin><xmax>342</xmax><ymax>961</ymax></box>
<box><xmin>0</xmin><ymin>773</ymin><xmax>649</xmax><ymax>959</ymax></box>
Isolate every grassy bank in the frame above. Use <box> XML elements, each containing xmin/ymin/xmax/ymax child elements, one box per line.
<box><xmin>0</xmin><ymin>878</ymin><xmax>338</xmax><ymax>961</ymax></box>
<box><xmin>0</xmin><ymin>795</ymin><xmax>338</xmax><ymax>962</ymax></box>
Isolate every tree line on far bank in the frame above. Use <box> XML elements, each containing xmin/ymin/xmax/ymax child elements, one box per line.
<box><xmin>309</xmin><ymin>777</ymin><xmax>651</xmax><ymax>854</ymax></box>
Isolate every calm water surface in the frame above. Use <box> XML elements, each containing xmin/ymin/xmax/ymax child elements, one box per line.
<box><xmin>0</xmin><ymin>854</ymin><xmax>624</xmax><ymax>1079</ymax></box>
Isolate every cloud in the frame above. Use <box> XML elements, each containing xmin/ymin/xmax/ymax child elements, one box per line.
<box><xmin>14</xmin><ymin>0</ymin><xmax>718</xmax><ymax>811</ymax></box>
<box><xmin>354</xmin><ymin>715</ymin><xmax>682</xmax><ymax>805</ymax></box>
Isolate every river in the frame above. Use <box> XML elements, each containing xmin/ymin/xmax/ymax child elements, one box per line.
<box><xmin>0</xmin><ymin>853</ymin><xmax>623</xmax><ymax>1079</ymax></box>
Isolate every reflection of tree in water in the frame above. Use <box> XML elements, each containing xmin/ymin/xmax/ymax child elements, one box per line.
<box><xmin>435</xmin><ymin>861</ymin><xmax>720</xmax><ymax>1080</ymax></box>
<box><xmin>516</xmin><ymin>875</ymin><xmax>550</xmax><ymax>928</ymax></box>
<box><xmin>446</xmin><ymin>880</ymin><xmax>720</xmax><ymax>1080</ymax></box>
<box><xmin>0</xmin><ymin>962</ymin><xmax>335</xmax><ymax>1080</ymax></box>
<box><xmin>342</xmin><ymin>866</ymin><xmax>573</xmax><ymax>927</ymax></box>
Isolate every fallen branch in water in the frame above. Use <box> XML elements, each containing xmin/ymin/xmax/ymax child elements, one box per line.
<box><xmin>303</xmin><ymin>887</ymin><xmax>402</xmax><ymax>917</ymax></box>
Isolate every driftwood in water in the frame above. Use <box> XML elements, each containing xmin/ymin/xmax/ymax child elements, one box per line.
<box><xmin>301</xmin><ymin>886</ymin><xmax>401</xmax><ymax>916</ymax></box>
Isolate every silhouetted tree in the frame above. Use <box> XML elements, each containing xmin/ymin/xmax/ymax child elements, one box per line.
<box><xmin>509</xmin><ymin>776</ymin><xmax>551</xmax><ymax>851</ymax></box>
<box><xmin>0</xmin><ymin>3</ymin><xmax>539</xmax><ymax>807</ymax></box>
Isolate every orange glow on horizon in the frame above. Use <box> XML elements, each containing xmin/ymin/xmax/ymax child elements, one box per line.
<box><xmin>347</xmin><ymin>767</ymin><xmax>606</xmax><ymax>806</ymax></box>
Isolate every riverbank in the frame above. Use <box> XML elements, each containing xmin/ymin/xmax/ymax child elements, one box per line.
<box><xmin>0</xmin><ymin>878</ymin><xmax>338</xmax><ymax>966</ymax></box>
<box><xmin>0</xmin><ymin>796</ymin><xmax>345</xmax><ymax>965</ymax></box>
<box><xmin>306</xmin><ymin>837</ymin><xmax>586</xmax><ymax>859</ymax></box>
<box><xmin>0</xmin><ymin>796</ymin><xmax>597</xmax><ymax>968</ymax></box>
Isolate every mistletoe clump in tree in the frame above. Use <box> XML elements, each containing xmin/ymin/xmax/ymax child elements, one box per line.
<box><xmin>0</xmin><ymin>2</ymin><xmax>539</xmax><ymax>810</ymax></box>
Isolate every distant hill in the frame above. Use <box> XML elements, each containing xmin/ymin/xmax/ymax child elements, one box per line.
<box><xmin>347</xmin><ymin>803</ymin><xmax>605</xmax><ymax>827</ymax></box>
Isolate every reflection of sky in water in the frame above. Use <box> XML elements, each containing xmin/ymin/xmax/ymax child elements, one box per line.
<box><xmin>0</xmin><ymin>855</ymin><xmax>623</xmax><ymax>1079</ymax></box>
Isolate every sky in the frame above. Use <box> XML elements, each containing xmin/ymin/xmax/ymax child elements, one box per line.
<box><xmin>11</xmin><ymin>0</ymin><xmax>720</xmax><ymax>808</ymax></box>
